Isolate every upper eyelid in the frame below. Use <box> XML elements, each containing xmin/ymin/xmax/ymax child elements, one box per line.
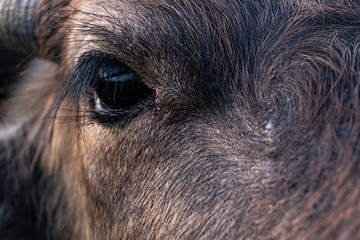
<box><xmin>76</xmin><ymin>51</ymin><xmax>150</xmax><ymax>85</ymax></box>
<box><xmin>77</xmin><ymin>51</ymin><xmax>122</xmax><ymax>66</ymax></box>
<box><xmin>73</xmin><ymin>53</ymin><xmax>144</xmax><ymax>90</ymax></box>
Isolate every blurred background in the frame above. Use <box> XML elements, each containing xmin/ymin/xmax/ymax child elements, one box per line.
<box><xmin>0</xmin><ymin>48</ymin><xmax>28</xmax><ymax>100</ymax></box>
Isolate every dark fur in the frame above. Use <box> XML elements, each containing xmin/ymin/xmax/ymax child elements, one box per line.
<box><xmin>1</xmin><ymin>0</ymin><xmax>360</xmax><ymax>239</ymax></box>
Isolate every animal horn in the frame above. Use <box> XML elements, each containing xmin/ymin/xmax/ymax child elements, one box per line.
<box><xmin>0</xmin><ymin>0</ymin><xmax>39</xmax><ymax>54</ymax></box>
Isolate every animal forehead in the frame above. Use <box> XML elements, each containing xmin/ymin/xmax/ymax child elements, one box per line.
<box><xmin>68</xmin><ymin>0</ymin><xmax>246</xmax><ymax>62</ymax></box>
<box><xmin>72</xmin><ymin>0</ymin><xmax>242</xmax><ymax>26</ymax></box>
<box><xmin>66</xmin><ymin>0</ymin><xmax>253</xmax><ymax>92</ymax></box>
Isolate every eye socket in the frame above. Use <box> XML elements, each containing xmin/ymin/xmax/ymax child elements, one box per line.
<box><xmin>93</xmin><ymin>61</ymin><xmax>152</xmax><ymax>111</ymax></box>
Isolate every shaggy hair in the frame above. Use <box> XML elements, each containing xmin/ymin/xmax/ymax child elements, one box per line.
<box><xmin>1</xmin><ymin>0</ymin><xmax>360</xmax><ymax>239</ymax></box>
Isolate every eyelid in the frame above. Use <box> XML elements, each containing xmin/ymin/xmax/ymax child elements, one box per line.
<box><xmin>76</xmin><ymin>51</ymin><xmax>149</xmax><ymax>86</ymax></box>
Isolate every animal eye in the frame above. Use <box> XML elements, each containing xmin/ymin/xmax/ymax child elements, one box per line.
<box><xmin>94</xmin><ymin>62</ymin><xmax>152</xmax><ymax>111</ymax></box>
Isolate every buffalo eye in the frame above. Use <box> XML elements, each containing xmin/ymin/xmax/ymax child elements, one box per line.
<box><xmin>94</xmin><ymin>61</ymin><xmax>152</xmax><ymax>111</ymax></box>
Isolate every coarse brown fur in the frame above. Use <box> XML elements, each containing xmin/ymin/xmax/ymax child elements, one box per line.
<box><xmin>1</xmin><ymin>0</ymin><xmax>360</xmax><ymax>239</ymax></box>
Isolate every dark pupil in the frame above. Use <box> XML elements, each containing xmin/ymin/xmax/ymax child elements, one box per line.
<box><xmin>95</xmin><ymin>64</ymin><xmax>151</xmax><ymax>109</ymax></box>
